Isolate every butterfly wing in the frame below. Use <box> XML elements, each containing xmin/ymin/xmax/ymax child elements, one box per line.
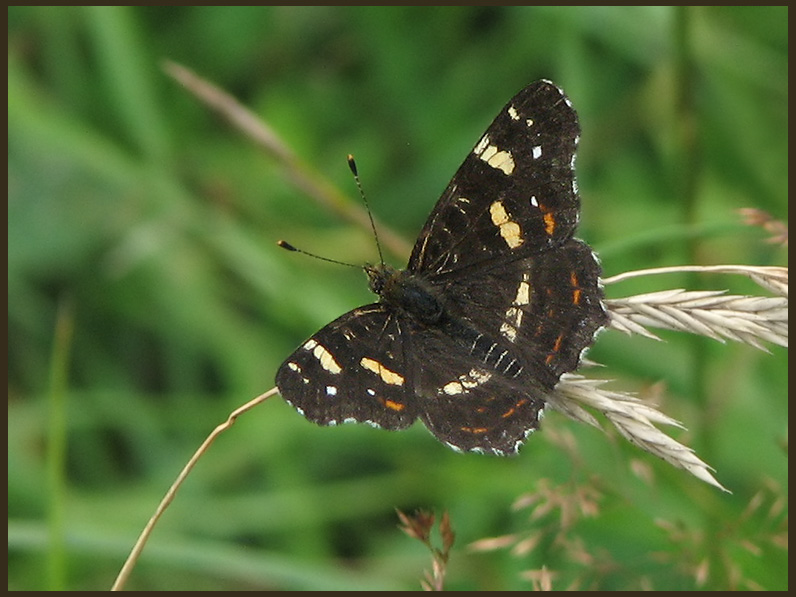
<box><xmin>400</xmin><ymin>81</ymin><xmax>607</xmax><ymax>452</ymax></box>
<box><xmin>409</xmin><ymin>80</ymin><xmax>581</xmax><ymax>277</ymax></box>
<box><xmin>276</xmin><ymin>304</ymin><xmax>419</xmax><ymax>430</ymax></box>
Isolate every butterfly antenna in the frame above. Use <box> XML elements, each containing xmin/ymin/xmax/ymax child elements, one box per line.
<box><xmin>348</xmin><ymin>154</ymin><xmax>386</xmax><ymax>267</ymax></box>
<box><xmin>277</xmin><ymin>240</ymin><xmax>360</xmax><ymax>269</ymax></box>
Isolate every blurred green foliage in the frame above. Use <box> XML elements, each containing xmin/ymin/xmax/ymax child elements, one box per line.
<box><xmin>8</xmin><ymin>6</ymin><xmax>787</xmax><ymax>591</ymax></box>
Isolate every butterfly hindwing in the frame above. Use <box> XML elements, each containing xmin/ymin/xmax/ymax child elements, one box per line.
<box><xmin>439</xmin><ymin>238</ymin><xmax>606</xmax><ymax>384</ymax></box>
<box><xmin>403</xmin><ymin>237</ymin><xmax>605</xmax><ymax>454</ymax></box>
<box><xmin>516</xmin><ymin>240</ymin><xmax>607</xmax><ymax>378</ymax></box>
<box><xmin>406</xmin><ymin>320</ymin><xmax>549</xmax><ymax>454</ymax></box>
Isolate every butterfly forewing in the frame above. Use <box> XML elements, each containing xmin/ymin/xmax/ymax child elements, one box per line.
<box><xmin>276</xmin><ymin>80</ymin><xmax>607</xmax><ymax>454</ymax></box>
<box><xmin>409</xmin><ymin>81</ymin><xmax>581</xmax><ymax>278</ymax></box>
<box><xmin>276</xmin><ymin>305</ymin><xmax>418</xmax><ymax>430</ymax></box>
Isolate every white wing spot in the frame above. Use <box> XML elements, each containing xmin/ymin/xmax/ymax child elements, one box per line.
<box><xmin>360</xmin><ymin>357</ymin><xmax>405</xmax><ymax>386</ymax></box>
<box><xmin>455</xmin><ymin>196</ymin><xmax>471</xmax><ymax>214</ymax></box>
<box><xmin>462</xmin><ymin>369</ymin><xmax>491</xmax><ymax>389</ymax></box>
<box><xmin>443</xmin><ymin>381</ymin><xmax>464</xmax><ymax>395</ymax></box>
<box><xmin>530</xmin><ymin>195</ymin><xmax>538</xmax><ymax>208</ymax></box>
<box><xmin>303</xmin><ymin>339</ymin><xmax>342</xmax><ymax>374</ymax></box>
<box><xmin>473</xmin><ymin>134</ymin><xmax>490</xmax><ymax>155</ymax></box>
<box><xmin>286</xmin><ymin>361</ymin><xmax>310</xmax><ymax>384</ymax></box>
<box><xmin>441</xmin><ymin>369</ymin><xmax>492</xmax><ymax>396</ymax></box>
<box><xmin>515</xmin><ymin>275</ymin><xmax>531</xmax><ymax>306</ymax></box>
<box><xmin>500</xmin><ymin>321</ymin><xmax>517</xmax><ymax>343</ymax></box>
<box><xmin>474</xmin><ymin>135</ymin><xmax>515</xmax><ymax>175</ymax></box>
<box><xmin>326</xmin><ymin>385</ymin><xmax>337</xmax><ymax>396</ymax></box>
<box><xmin>500</xmin><ymin>273</ymin><xmax>531</xmax><ymax>343</ymax></box>
<box><xmin>489</xmin><ymin>201</ymin><xmax>524</xmax><ymax>249</ymax></box>
<box><xmin>507</xmin><ymin>105</ymin><xmax>520</xmax><ymax>120</ymax></box>
<box><xmin>532</xmin><ymin>145</ymin><xmax>543</xmax><ymax>160</ymax></box>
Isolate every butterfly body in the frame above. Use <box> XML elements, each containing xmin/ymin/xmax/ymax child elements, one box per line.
<box><xmin>276</xmin><ymin>81</ymin><xmax>608</xmax><ymax>454</ymax></box>
<box><xmin>367</xmin><ymin>264</ymin><xmax>444</xmax><ymax>326</ymax></box>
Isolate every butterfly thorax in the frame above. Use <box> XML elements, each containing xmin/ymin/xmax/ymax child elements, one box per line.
<box><xmin>366</xmin><ymin>264</ymin><xmax>443</xmax><ymax>326</ymax></box>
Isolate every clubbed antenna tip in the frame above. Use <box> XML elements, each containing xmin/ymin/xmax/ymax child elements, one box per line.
<box><xmin>347</xmin><ymin>154</ymin><xmax>358</xmax><ymax>176</ymax></box>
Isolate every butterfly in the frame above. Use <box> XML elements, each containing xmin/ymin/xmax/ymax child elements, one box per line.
<box><xmin>276</xmin><ymin>80</ymin><xmax>607</xmax><ymax>455</ymax></box>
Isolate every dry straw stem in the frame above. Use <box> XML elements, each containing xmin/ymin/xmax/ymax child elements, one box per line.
<box><xmin>110</xmin><ymin>388</ymin><xmax>278</xmax><ymax>591</ymax></box>
<box><xmin>162</xmin><ymin>60</ymin><xmax>412</xmax><ymax>260</ymax></box>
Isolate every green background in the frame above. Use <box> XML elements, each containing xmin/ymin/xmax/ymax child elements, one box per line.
<box><xmin>8</xmin><ymin>6</ymin><xmax>787</xmax><ymax>591</ymax></box>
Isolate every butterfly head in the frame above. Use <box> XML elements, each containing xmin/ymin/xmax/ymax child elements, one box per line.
<box><xmin>364</xmin><ymin>263</ymin><xmax>396</xmax><ymax>296</ymax></box>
